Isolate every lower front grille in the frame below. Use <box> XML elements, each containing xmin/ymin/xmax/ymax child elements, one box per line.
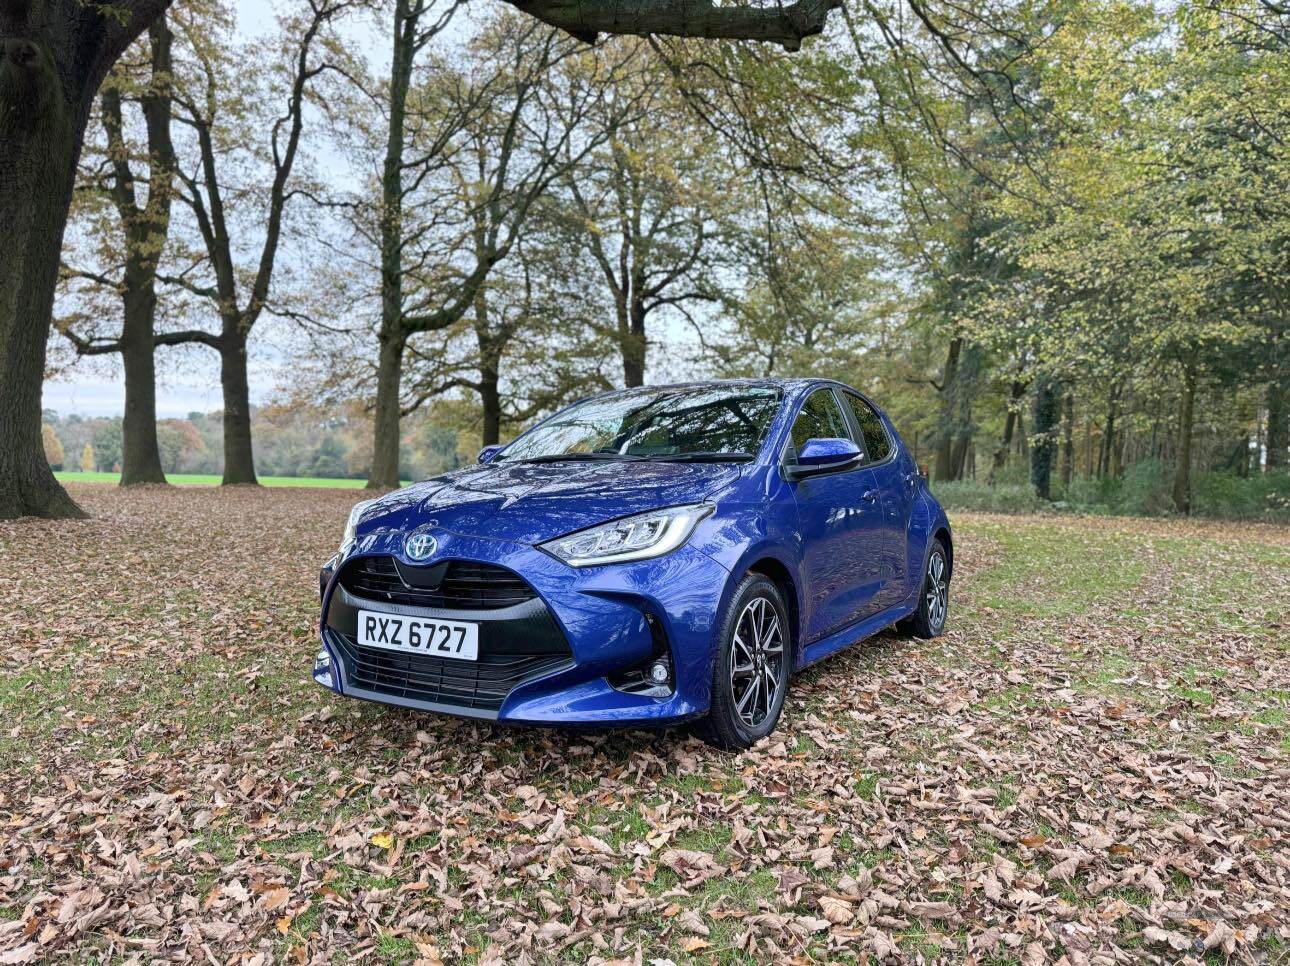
<box><xmin>328</xmin><ymin>630</ymin><xmax>572</xmax><ymax>714</ymax></box>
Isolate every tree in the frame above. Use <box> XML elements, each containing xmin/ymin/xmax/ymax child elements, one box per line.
<box><xmin>360</xmin><ymin>0</ymin><xmax>468</xmax><ymax>490</ymax></box>
<box><xmin>80</xmin><ymin>442</ymin><xmax>96</xmax><ymax>473</ymax></box>
<box><xmin>57</xmin><ymin>14</ymin><xmax>178</xmax><ymax>486</ymax></box>
<box><xmin>987</xmin><ymin>0</ymin><xmax>1285</xmax><ymax>511</ymax></box>
<box><xmin>557</xmin><ymin>42</ymin><xmax>725</xmax><ymax>387</ymax></box>
<box><xmin>453</xmin><ymin>234</ymin><xmax>616</xmax><ymax>446</ymax></box>
<box><xmin>156</xmin><ymin>417</ymin><xmax>204</xmax><ymax>472</ymax></box>
<box><xmin>1030</xmin><ymin>373</ymin><xmax>1058</xmax><ymax>500</ymax></box>
<box><xmin>1</xmin><ymin>0</ymin><xmax>859</xmax><ymax>518</ymax></box>
<box><xmin>91</xmin><ymin>419</ymin><xmax>123</xmax><ymax>471</ymax></box>
<box><xmin>713</xmin><ymin>222</ymin><xmax>883</xmax><ymax>381</ymax></box>
<box><xmin>42</xmin><ymin>423</ymin><xmax>64</xmax><ymax>469</ymax></box>
<box><xmin>1</xmin><ymin>0</ymin><xmax>171</xmax><ymax>518</ymax></box>
<box><xmin>365</xmin><ymin>13</ymin><xmax>633</xmax><ymax>486</ymax></box>
<box><xmin>308</xmin><ymin>433</ymin><xmax>347</xmax><ymax>478</ymax></box>
<box><xmin>159</xmin><ymin>0</ymin><xmax>357</xmax><ymax>485</ymax></box>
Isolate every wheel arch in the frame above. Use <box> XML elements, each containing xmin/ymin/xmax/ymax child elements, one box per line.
<box><xmin>932</xmin><ymin>526</ymin><xmax>953</xmax><ymax>581</ymax></box>
<box><xmin>744</xmin><ymin>556</ymin><xmax>801</xmax><ymax>665</ymax></box>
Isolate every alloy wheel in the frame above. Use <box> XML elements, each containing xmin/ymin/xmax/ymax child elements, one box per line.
<box><xmin>729</xmin><ymin>596</ymin><xmax>785</xmax><ymax>728</ymax></box>
<box><xmin>926</xmin><ymin>551</ymin><xmax>948</xmax><ymax>630</ymax></box>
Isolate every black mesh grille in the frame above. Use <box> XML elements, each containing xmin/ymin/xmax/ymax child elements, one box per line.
<box><xmin>329</xmin><ymin>631</ymin><xmax>571</xmax><ymax>713</ymax></box>
<box><xmin>341</xmin><ymin>556</ymin><xmax>535</xmax><ymax>610</ymax></box>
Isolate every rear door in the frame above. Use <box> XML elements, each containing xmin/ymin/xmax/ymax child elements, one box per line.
<box><xmin>787</xmin><ymin>388</ymin><xmax>886</xmax><ymax>642</ymax></box>
<box><xmin>841</xmin><ymin>392</ymin><xmax>913</xmax><ymax>609</ymax></box>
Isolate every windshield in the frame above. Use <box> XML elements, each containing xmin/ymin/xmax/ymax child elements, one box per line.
<box><xmin>498</xmin><ymin>386</ymin><xmax>783</xmax><ymax>463</ymax></box>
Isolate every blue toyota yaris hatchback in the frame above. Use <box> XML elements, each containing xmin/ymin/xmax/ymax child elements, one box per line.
<box><xmin>314</xmin><ymin>379</ymin><xmax>951</xmax><ymax>748</ymax></box>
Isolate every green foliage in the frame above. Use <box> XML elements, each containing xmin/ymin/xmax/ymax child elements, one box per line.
<box><xmin>954</xmin><ymin>467</ymin><xmax>1290</xmax><ymax>521</ymax></box>
<box><xmin>91</xmin><ymin>421</ymin><xmax>122</xmax><ymax>473</ymax></box>
<box><xmin>932</xmin><ymin>481</ymin><xmax>1050</xmax><ymax>515</ymax></box>
<box><xmin>1193</xmin><ymin>471</ymin><xmax>1290</xmax><ymax>521</ymax></box>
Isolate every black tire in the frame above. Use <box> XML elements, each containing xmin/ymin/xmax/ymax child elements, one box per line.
<box><xmin>898</xmin><ymin>538</ymin><xmax>950</xmax><ymax>639</ymax></box>
<box><xmin>695</xmin><ymin>574</ymin><xmax>792</xmax><ymax>750</ymax></box>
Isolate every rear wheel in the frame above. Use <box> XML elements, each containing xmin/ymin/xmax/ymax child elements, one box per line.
<box><xmin>695</xmin><ymin>574</ymin><xmax>791</xmax><ymax>750</ymax></box>
<box><xmin>899</xmin><ymin>539</ymin><xmax>950</xmax><ymax>638</ymax></box>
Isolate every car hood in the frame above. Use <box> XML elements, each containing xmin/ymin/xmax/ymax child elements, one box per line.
<box><xmin>366</xmin><ymin>460</ymin><xmax>744</xmax><ymax>546</ymax></box>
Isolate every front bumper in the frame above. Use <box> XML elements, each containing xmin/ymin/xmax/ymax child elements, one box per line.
<box><xmin>316</xmin><ymin>528</ymin><xmax>731</xmax><ymax>726</ymax></box>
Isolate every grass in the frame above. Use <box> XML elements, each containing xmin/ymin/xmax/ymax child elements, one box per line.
<box><xmin>55</xmin><ymin>470</ymin><xmax>380</xmax><ymax>488</ymax></box>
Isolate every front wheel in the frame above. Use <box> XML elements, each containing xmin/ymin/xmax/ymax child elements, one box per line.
<box><xmin>899</xmin><ymin>539</ymin><xmax>950</xmax><ymax>638</ymax></box>
<box><xmin>695</xmin><ymin>574</ymin><xmax>791</xmax><ymax>750</ymax></box>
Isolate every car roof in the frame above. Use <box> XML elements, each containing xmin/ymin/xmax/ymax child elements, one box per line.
<box><xmin>587</xmin><ymin>377</ymin><xmax>850</xmax><ymax>398</ymax></box>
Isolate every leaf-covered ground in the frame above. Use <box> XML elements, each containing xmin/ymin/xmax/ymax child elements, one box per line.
<box><xmin>1</xmin><ymin>486</ymin><xmax>1287</xmax><ymax>964</ymax></box>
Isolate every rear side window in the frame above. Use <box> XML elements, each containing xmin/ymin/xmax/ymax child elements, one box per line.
<box><xmin>790</xmin><ymin>389</ymin><xmax>852</xmax><ymax>451</ymax></box>
<box><xmin>843</xmin><ymin>393</ymin><xmax>891</xmax><ymax>462</ymax></box>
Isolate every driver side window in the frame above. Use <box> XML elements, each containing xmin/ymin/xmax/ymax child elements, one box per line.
<box><xmin>791</xmin><ymin>390</ymin><xmax>854</xmax><ymax>452</ymax></box>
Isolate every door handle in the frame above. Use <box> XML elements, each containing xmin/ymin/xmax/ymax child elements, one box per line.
<box><xmin>860</xmin><ymin>489</ymin><xmax>878</xmax><ymax>502</ymax></box>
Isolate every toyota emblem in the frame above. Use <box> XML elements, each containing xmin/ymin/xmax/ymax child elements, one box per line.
<box><xmin>405</xmin><ymin>532</ymin><xmax>437</xmax><ymax>562</ymax></box>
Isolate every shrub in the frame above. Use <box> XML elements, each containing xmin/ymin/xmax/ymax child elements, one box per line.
<box><xmin>1116</xmin><ymin>459</ymin><xmax>1175</xmax><ymax>517</ymax></box>
<box><xmin>933</xmin><ymin>466</ymin><xmax>1290</xmax><ymax>521</ymax></box>
<box><xmin>930</xmin><ymin>480</ymin><xmax>1049</xmax><ymax>514</ymax></box>
<box><xmin>1193</xmin><ymin>470</ymin><xmax>1290</xmax><ymax>521</ymax></box>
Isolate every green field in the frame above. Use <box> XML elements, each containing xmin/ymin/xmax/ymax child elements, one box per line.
<box><xmin>55</xmin><ymin>471</ymin><xmax>375</xmax><ymax>488</ymax></box>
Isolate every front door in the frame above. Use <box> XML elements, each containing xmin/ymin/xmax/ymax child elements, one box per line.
<box><xmin>788</xmin><ymin>389</ymin><xmax>886</xmax><ymax>643</ymax></box>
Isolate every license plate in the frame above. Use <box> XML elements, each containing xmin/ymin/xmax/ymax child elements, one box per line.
<box><xmin>357</xmin><ymin>610</ymin><xmax>479</xmax><ymax>661</ymax></box>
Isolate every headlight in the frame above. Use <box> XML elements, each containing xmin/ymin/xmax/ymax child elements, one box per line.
<box><xmin>540</xmin><ymin>504</ymin><xmax>713</xmax><ymax>567</ymax></box>
<box><xmin>340</xmin><ymin>499</ymin><xmax>375</xmax><ymax>555</ymax></box>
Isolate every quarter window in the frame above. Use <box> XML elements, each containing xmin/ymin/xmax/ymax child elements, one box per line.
<box><xmin>843</xmin><ymin>393</ymin><xmax>891</xmax><ymax>462</ymax></box>
<box><xmin>790</xmin><ymin>389</ymin><xmax>852</xmax><ymax>451</ymax></box>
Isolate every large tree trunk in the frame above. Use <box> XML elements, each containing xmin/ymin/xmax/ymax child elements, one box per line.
<box><xmin>1268</xmin><ymin>378</ymin><xmax>1287</xmax><ymax>471</ymax></box>
<box><xmin>369</xmin><ymin>333</ymin><xmax>405</xmax><ymax>489</ymax></box>
<box><xmin>480</xmin><ymin>359</ymin><xmax>502</xmax><ymax>447</ymax></box>
<box><xmin>366</xmin><ymin>0</ymin><xmax>415</xmax><ymax>489</ymax></box>
<box><xmin>1030</xmin><ymin>374</ymin><xmax>1059</xmax><ymax>501</ymax></box>
<box><xmin>621</xmin><ymin>297</ymin><xmax>647</xmax><ymax>388</ymax></box>
<box><xmin>1172</xmin><ymin>364</ymin><xmax>1196</xmax><ymax>515</ymax></box>
<box><xmin>110</xmin><ymin>16</ymin><xmax>174</xmax><ymax>486</ymax></box>
<box><xmin>0</xmin><ymin>32</ymin><xmax>86</xmax><ymax>519</ymax></box>
<box><xmin>933</xmin><ymin>337</ymin><xmax>962</xmax><ymax>482</ymax></box>
<box><xmin>1</xmin><ymin>1</ymin><xmax>172</xmax><ymax>519</ymax></box>
<box><xmin>219</xmin><ymin>331</ymin><xmax>257</xmax><ymax>485</ymax></box>
<box><xmin>119</xmin><ymin>282</ymin><xmax>167</xmax><ymax>485</ymax></box>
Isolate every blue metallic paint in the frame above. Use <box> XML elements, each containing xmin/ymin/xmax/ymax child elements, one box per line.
<box><xmin>794</xmin><ymin>436</ymin><xmax>861</xmax><ymax>468</ymax></box>
<box><xmin>315</xmin><ymin>378</ymin><xmax>952</xmax><ymax>728</ymax></box>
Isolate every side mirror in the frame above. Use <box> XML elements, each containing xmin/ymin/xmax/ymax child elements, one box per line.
<box><xmin>477</xmin><ymin>444</ymin><xmax>504</xmax><ymax>464</ymax></box>
<box><xmin>788</xmin><ymin>437</ymin><xmax>862</xmax><ymax>479</ymax></box>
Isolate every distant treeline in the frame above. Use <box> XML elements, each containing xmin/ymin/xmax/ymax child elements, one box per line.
<box><xmin>41</xmin><ymin>406</ymin><xmax>463</xmax><ymax>482</ymax></box>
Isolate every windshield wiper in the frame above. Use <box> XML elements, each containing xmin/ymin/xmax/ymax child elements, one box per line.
<box><xmin>647</xmin><ymin>452</ymin><xmax>755</xmax><ymax>463</ymax></box>
<box><xmin>507</xmin><ymin>453</ymin><xmax>653</xmax><ymax>464</ymax></box>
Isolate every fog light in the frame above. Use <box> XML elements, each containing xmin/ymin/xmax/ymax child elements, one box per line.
<box><xmin>313</xmin><ymin>648</ymin><xmax>334</xmax><ymax>688</ymax></box>
<box><xmin>607</xmin><ymin>614</ymin><xmax>674</xmax><ymax>697</ymax></box>
<box><xmin>648</xmin><ymin>660</ymin><xmax>670</xmax><ymax>685</ymax></box>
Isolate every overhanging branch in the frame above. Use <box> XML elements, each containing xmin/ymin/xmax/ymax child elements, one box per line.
<box><xmin>505</xmin><ymin>0</ymin><xmax>841</xmax><ymax>50</ymax></box>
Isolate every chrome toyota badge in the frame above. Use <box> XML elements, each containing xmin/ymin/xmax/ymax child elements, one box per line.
<box><xmin>405</xmin><ymin>532</ymin><xmax>437</xmax><ymax>561</ymax></box>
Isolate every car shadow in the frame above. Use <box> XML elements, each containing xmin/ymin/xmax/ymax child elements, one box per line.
<box><xmin>337</xmin><ymin>627</ymin><xmax>912</xmax><ymax>775</ymax></box>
